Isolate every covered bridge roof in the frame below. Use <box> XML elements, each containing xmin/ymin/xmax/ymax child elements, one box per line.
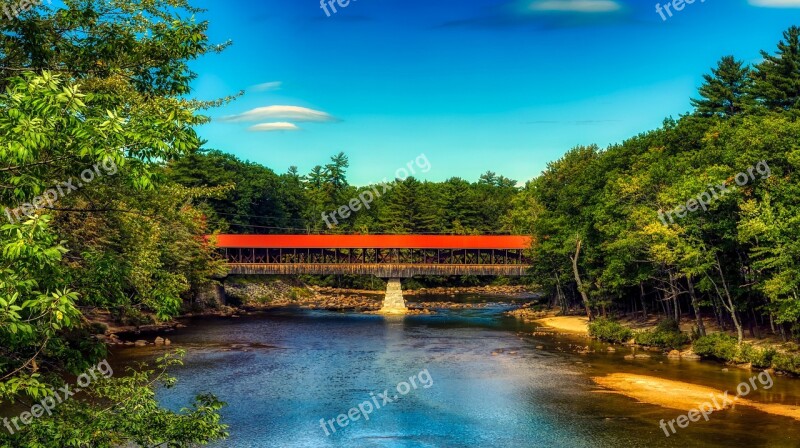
<box><xmin>212</xmin><ymin>235</ymin><xmax>532</xmax><ymax>250</ymax></box>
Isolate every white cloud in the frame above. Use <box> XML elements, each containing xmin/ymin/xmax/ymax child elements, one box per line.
<box><xmin>527</xmin><ymin>0</ymin><xmax>621</xmax><ymax>13</ymax></box>
<box><xmin>748</xmin><ymin>0</ymin><xmax>800</xmax><ymax>7</ymax></box>
<box><xmin>250</xmin><ymin>81</ymin><xmax>282</xmax><ymax>92</ymax></box>
<box><xmin>248</xmin><ymin>122</ymin><xmax>300</xmax><ymax>132</ymax></box>
<box><xmin>221</xmin><ymin>105</ymin><xmax>336</xmax><ymax>123</ymax></box>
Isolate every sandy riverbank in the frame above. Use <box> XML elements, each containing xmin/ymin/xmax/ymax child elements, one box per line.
<box><xmin>592</xmin><ymin>373</ymin><xmax>800</xmax><ymax>421</ymax></box>
<box><xmin>506</xmin><ymin>308</ymin><xmax>590</xmax><ymax>335</ymax></box>
<box><xmin>535</xmin><ymin>316</ymin><xmax>589</xmax><ymax>335</ymax></box>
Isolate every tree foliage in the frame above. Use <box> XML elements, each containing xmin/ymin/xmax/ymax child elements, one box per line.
<box><xmin>509</xmin><ymin>26</ymin><xmax>800</xmax><ymax>342</ymax></box>
<box><xmin>0</xmin><ymin>0</ymin><xmax>228</xmax><ymax>444</ymax></box>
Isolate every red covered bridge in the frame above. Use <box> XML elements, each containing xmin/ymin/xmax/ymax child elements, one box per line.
<box><xmin>212</xmin><ymin>234</ymin><xmax>533</xmax><ymax>278</ymax></box>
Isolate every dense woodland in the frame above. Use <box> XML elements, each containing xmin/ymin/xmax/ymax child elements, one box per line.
<box><xmin>166</xmin><ymin>151</ymin><xmax>520</xmax><ymax>235</ymax></box>
<box><xmin>1</xmin><ymin>0</ymin><xmax>800</xmax><ymax>444</ymax></box>
<box><xmin>514</xmin><ymin>31</ymin><xmax>800</xmax><ymax>344</ymax></box>
<box><xmin>174</xmin><ymin>27</ymin><xmax>800</xmax><ymax>345</ymax></box>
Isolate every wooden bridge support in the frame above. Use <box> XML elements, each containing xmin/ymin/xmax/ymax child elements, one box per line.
<box><xmin>226</xmin><ymin>263</ymin><xmax>527</xmax><ymax>277</ymax></box>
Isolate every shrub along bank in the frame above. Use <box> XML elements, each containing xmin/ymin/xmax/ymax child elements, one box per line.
<box><xmin>588</xmin><ymin>318</ymin><xmax>800</xmax><ymax>375</ymax></box>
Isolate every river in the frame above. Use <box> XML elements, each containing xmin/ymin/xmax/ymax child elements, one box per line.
<box><xmin>113</xmin><ymin>294</ymin><xmax>800</xmax><ymax>447</ymax></box>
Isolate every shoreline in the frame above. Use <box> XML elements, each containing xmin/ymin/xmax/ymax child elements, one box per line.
<box><xmin>310</xmin><ymin>284</ymin><xmax>533</xmax><ymax>296</ymax></box>
<box><xmin>98</xmin><ymin>284</ymin><xmax>540</xmax><ymax>344</ymax></box>
<box><xmin>103</xmin><ymin>298</ymin><xmax>800</xmax><ymax>419</ymax></box>
<box><xmin>592</xmin><ymin>373</ymin><xmax>800</xmax><ymax>422</ymax></box>
<box><xmin>505</xmin><ymin>307</ymin><xmax>590</xmax><ymax>335</ymax></box>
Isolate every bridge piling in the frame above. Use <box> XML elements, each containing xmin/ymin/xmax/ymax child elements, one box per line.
<box><xmin>379</xmin><ymin>278</ymin><xmax>408</xmax><ymax>314</ymax></box>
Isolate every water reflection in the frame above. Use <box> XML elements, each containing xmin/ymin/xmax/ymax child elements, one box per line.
<box><xmin>112</xmin><ymin>299</ymin><xmax>800</xmax><ymax>448</ymax></box>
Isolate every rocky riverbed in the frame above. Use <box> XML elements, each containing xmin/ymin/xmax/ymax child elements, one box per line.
<box><xmin>99</xmin><ymin>280</ymin><xmax>539</xmax><ymax>345</ymax></box>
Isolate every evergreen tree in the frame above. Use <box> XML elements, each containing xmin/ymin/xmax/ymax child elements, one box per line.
<box><xmin>752</xmin><ymin>26</ymin><xmax>800</xmax><ymax>112</ymax></box>
<box><xmin>379</xmin><ymin>178</ymin><xmax>438</xmax><ymax>233</ymax></box>
<box><xmin>437</xmin><ymin>177</ymin><xmax>483</xmax><ymax>233</ymax></box>
<box><xmin>691</xmin><ymin>56</ymin><xmax>754</xmax><ymax>117</ymax></box>
<box><xmin>325</xmin><ymin>152</ymin><xmax>350</xmax><ymax>192</ymax></box>
<box><xmin>477</xmin><ymin>171</ymin><xmax>519</xmax><ymax>232</ymax></box>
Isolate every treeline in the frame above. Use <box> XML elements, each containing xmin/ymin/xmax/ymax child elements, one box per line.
<box><xmin>168</xmin><ymin>27</ymin><xmax>800</xmax><ymax>344</ymax></box>
<box><xmin>166</xmin><ymin>150</ymin><xmax>520</xmax><ymax>235</ymax></box>
<box><xmin>510</xmin><ymin>27</ymin><xmax>800</xmax><ymax>343</ymax></box>
<box><xmin>165</xmin><ymin>150</ymin><xmax>526</xmax><ymax>289</ymax></box>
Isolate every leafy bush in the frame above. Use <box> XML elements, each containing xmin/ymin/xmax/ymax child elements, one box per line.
<box><xmin>692</xmin><ymin>333</ymin><xmax>740</xmax><ymax>361</ymax></box>
<box><xmin>490</xmin><ymin>276</ymin><xmax>512</xmax><ymax>286</ymax></box>
<box><xmin>692</xmin><ymin>333</ymin><xmax>795</xmax><ymax>372</ymax></box>
<box><xmin>739</xmin><ymin>344</ymin><xmax>777</xmax><ymax>368</ymax></box>
<box><xmin>87</xmin><ymin>322</ymin><xmax>109</xmax><ymax>335</ymax></box>
<box><xmin>635</xmin><ymin>321</ymin><xmax>691</xmax><ymax>350</ymax></box>
<box><xmin>636</xmin><ymin>331</ymin><xmax>691</xmax><ymax>350</ymax></box>
<box><xmin>116</xmin><ymin>306</ymin><xmax>155</xmax><ymax>327</ymax></box>
<box><xmin>773</xmin><ymin>353</ymin><xmax>800</xmax><ymax>375</ymax></box>
<box><xmin>588</xmin><ymin>318</ymin><xmax>633</xmax><ymax>344</ymax></box>
<box><xmin>654</xmin><ymin>319</ymin><xmax>681</xmax><ymax>333</ymax></box>
<box><xmin>402</xmin><ymin>278</ymin><xmax>427</xmax><ymax>290</ymax></box>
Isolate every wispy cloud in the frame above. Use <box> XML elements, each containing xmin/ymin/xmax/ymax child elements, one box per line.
<box><xmin>527</xmin><ymin>0</ymin><xmax>622</xmax><ymax>13</ymax></box>
<box><xmin>440</xmin><ymin>0</ymin><xmax>629</xmax><ymax>29</ymax></box>
<box><xmin>220</xmin><ymin>105</ymin><xmax>337</xmax><ymax>123</ymax></box>
<box><xmin>248</xmin><ymin>122</ymin><xmax>301</xmax><ymax>132</ymax></box>
<box><xmin>748</xmin><ymin>0</ymin><xmax>800</xmax><ymax>6</ymax></box>
<box><xmin>250</xmin><ymin>81</ymin><xmax>282</xmax><ymax>92</ymax></box>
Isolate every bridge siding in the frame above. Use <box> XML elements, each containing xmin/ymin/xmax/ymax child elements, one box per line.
<box><xmin>227</xmin><ymin>263</ymin><xmax>528</xmax><ymax>278</ymax></box>
<box><xmin>217</xmin><ymin>235</ymin><xmax>533</xmax><ymax>278</ymax></box>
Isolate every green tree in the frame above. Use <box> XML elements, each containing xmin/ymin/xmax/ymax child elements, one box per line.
<box><xmin>0</xmin><ymin>352</ymin><xmax>228</xmax><ymax>448</ymax></box>
<box><xmin>436</xmin><ymin>178</ymin><xmax>483</xmax><ymax>234</ymax></box>
<box><xmin>753</xmin><ymin>26</ymin><xmax>800</xmax><ymax>113</ymax></box>
<box><xmin>691</xmin><ymin>56</ymin><xmax>754</xmax><ymax>117</ymax></box>
<box><xmin>0</xmin><ymin>0</ymin><xmax>230</xmax><ymax>442</ymax></box>
<box><xmin>167</xmin><ymin>150</ymin><xmax>306</xmax><ymax>233</ymax></box>
<box><xmin>379</xmin><ymin>178</ymin><xmax>438</xmax><ymax>233</ymax></box>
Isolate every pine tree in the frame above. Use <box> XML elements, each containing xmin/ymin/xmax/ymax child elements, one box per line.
<box><xmin>691</xmin><ymin>56</ymin><xmax>753</xmax><ymax>117</ymax></box>
<box><xmin>752</xmin><ymin>26</ymin><xmax>800</xmax><ymax>112</ymax></box>
<box><xmin>437</xmin><ymin>177</ymin><xmax>482</xmax><ymax>233</ymax></box>
<box><xmin>325</xmin><ymin>152</ymin><xmax>350</xmax><ymax>190</ymax></box>
<box><xmin>379</xmin><ymin>178</ymin><xmax>437</xmax><ymax>233</ymax></box>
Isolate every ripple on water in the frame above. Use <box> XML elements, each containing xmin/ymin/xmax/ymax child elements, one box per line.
<box><xmin>112</xmin><ymin>306</ymin><xmax>800</xmax><ymax>448</ymax></box>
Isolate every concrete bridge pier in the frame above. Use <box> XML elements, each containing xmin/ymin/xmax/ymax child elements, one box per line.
<box><xmin>379</xmin><ymin>278</ymin><xmax>408</xmax><ymax>314</ymax></box>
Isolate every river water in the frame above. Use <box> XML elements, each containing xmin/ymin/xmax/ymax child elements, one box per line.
<box><xmin>114</xmin><ymin>294</ymin><xmax>800</xmax><ymax>447</ymax></box>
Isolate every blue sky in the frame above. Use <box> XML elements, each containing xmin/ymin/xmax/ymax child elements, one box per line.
<box><xmin>191</xmin><ymin>0</ymin><xmax>800</xmax><ymax>185</ymax></box>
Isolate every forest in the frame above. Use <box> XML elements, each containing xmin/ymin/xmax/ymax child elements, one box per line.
<box><xmin>1</xmin><ymin>0</ymin><xmax>799</xmax><ymax>444</ymax></box>
<box><xmin>173</xmin><ymin>27</ymin><xmax>800</xmax><ymax>345</ymax></box>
